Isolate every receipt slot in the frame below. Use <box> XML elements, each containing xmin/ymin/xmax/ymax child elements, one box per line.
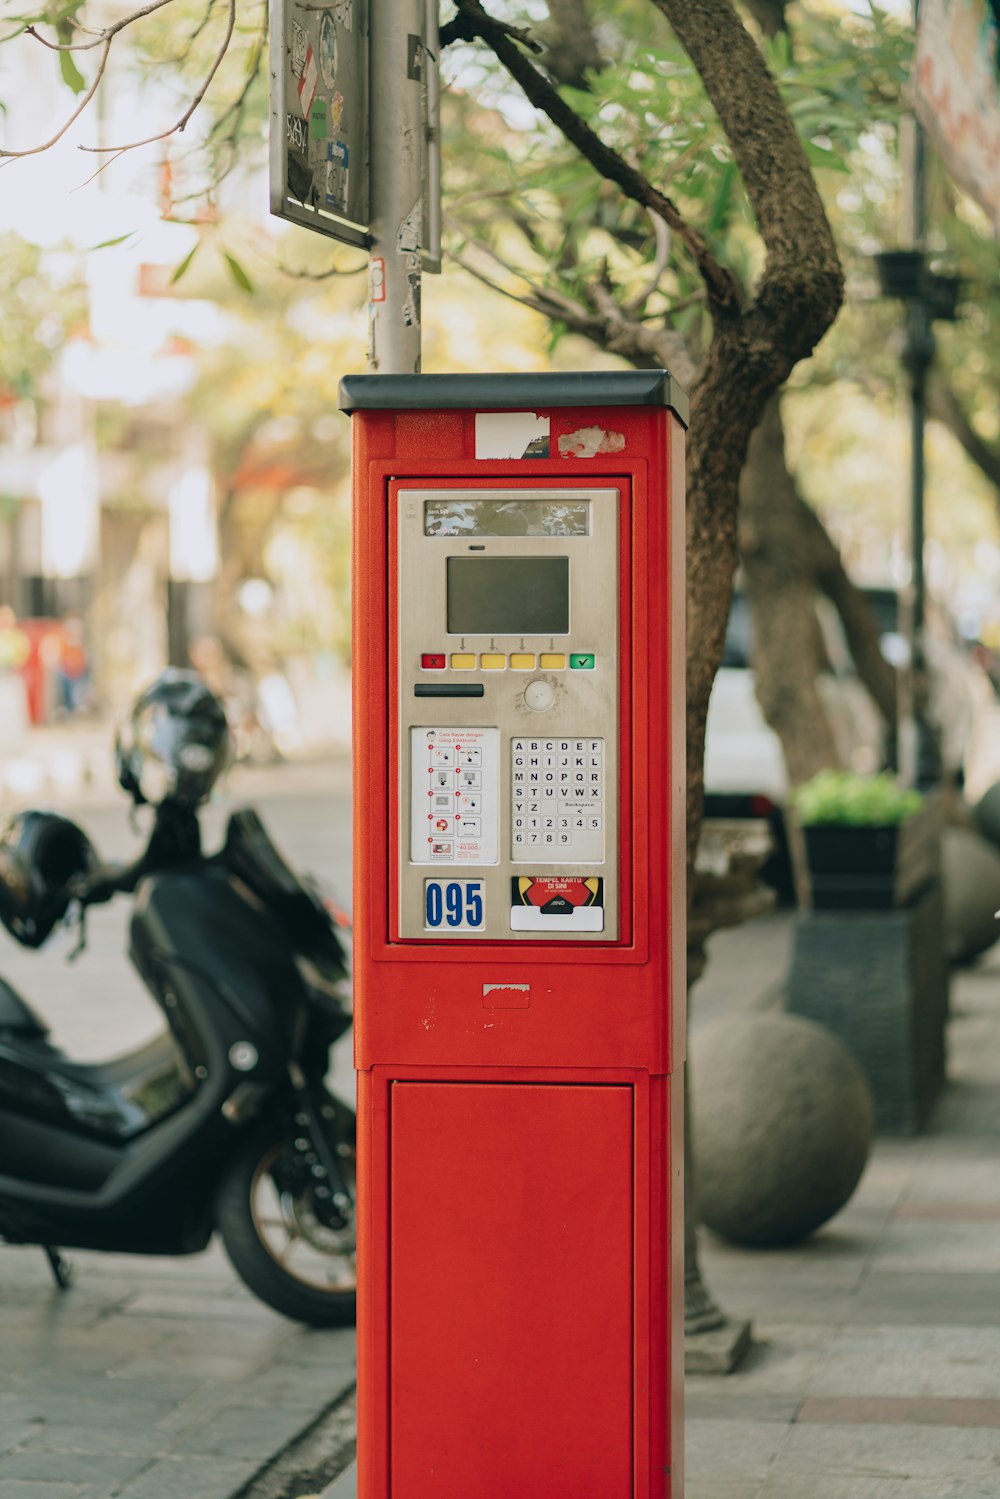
<box><xmin>340</xmin><ymin>371</ymin><xmax>688</xmax><ymax>1499</ymax></box>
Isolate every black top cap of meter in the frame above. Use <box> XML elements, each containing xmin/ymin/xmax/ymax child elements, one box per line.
<box><xmin>337</xmin><ymin>370</ymin><xmax>689</xmax><ymax>428</ymax></box>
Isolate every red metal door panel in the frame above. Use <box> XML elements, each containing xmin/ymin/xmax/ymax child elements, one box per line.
<box><xmin>389</xmin><ymin>1082</ymin><xmax>634</xmax><ymax>1498</ymax></box>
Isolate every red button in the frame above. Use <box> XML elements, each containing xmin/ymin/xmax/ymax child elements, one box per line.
<box><xmin>421</xmin><ymin>653</ymin><xmax>446</xmax><ymax>670</ymax></box>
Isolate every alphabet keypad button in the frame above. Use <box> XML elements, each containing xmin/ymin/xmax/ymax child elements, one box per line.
<box><xmin>510</xmin><ymin>738</ymin><xmax>604</xmax><ymax>862</ymax></box>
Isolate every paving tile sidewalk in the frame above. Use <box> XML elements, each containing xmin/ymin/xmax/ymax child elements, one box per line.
<box><xmin>0</xmin><ymin>775</ymin><xmax>357</xmax><ymax>1499</ymax></box>
<box><xmin>0</xmin><ymin>1244</ymin><xmax>356</xmax><ymax>1499</ymax></box>
<box><xmin>325</xmin><ymin>911</ymin><xmax>1000</xmax><ymax>1497</ymax></box>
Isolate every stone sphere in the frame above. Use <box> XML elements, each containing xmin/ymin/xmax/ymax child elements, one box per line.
<box><xmin>690</xmin><ymin>1013</ymin><xmax>874</xmax><ymax>1247</ymax></box>
<box><xmin>942</xmin><ymin>825</ymin><xmax>1000</xmax><ymax>966</ymax></box>
<box><xmin>972</xmin><ymin>780</ymin><xmax>1000</xmax><ymax>849</ymax></box>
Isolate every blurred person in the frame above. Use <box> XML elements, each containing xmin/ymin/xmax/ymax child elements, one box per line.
<box><xmin>0</xmin><ymin>605</ymin><xmax>29</xmax><ymax>673</ymax></box>
<box><xmin>0</xmin><ymin>605</ymin><xmax>30</xmax><ymax>748</ymax></box>
<box><xmin>188</xmin><ymin>634</ymin><xmax>234</xmax><ymax>699</ymax></box>
<box><xmin>55</xmin><ymin>611</ymin><xmax>90</xmax><ymax>716</ymax></box>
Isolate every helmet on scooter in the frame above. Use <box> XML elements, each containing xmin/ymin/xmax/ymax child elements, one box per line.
<box><xmin>0</xmin><ymin>811</ymin><xmax>98</xmax><ymax>948</ymax></box>
<box><xmin>116</xmin><ymin>669</ymin><xmax>232</xmax><ymax>809</ymax></box>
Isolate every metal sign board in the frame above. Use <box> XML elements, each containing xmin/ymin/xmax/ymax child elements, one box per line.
<box><xmin>269</xmin><ymin>0</ymin><xmax>371</xmax><ymax>248</ymax></box>
<box><xmin>915</xmin><ymin>0</ymin><xmax>1000</xmax><ymax>234</ymax></box>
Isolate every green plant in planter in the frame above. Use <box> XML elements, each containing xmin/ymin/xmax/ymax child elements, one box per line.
<box><xmin>788</xmin><ymin>772</ymin><xmax>935</xmax><ymax>911</ymax></box>
<box><xmin>792</xmin><ymin>770</ymin><xmax>924</xmax><ymax>828</ymax></box>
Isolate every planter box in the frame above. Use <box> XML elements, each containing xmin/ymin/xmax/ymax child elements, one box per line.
<box><xmin>787</xmin><ymin>883</ymin><xmax>949</xmax><ymax>1133</ymax></box>
<box><xmin>790</xmin><ymin>795</ymin><xmax>942</xmax><ymax>911</ymax></box>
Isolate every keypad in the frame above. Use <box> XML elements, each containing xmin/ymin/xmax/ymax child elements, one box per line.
<box><xmin>510</xmin><ymin>738</ymin><xmax>604</xmax><ymax>863</ymax></box>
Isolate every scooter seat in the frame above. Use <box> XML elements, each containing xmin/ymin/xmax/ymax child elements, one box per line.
<box><xmin>0</xmin><ymin>975</ymin><xmax>49</xmax><ymax>1039</ymax></box>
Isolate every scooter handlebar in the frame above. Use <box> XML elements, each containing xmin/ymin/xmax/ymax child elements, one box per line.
<box><xmin>71</xmin><ymin>862</ymin><xmax>131</xmax><ymax>907</ymax></box>
<box><xmin>71</xmin><ymin>803</ymin><xmax>203</xmax><ymax>909</ymax></box>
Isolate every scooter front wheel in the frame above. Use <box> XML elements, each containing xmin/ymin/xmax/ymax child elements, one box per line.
<box><xmin>216</xmin><ymin>1121</ymin><xmax>357</xmax><ymax>1327</ymax></box>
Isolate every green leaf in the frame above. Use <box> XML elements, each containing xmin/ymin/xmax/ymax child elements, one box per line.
<box><xmin>170</xmin><ymin>242</ymin><xmax>201</xmax><ymax>284</ymax></box>
<box><xmin>223</xmin><ymin>251</ymin><xmax>254</xmax><ymax>294</ymax></box>
<box><xmin>89</xmin><ymin>231</ymin><xmax>137</xmax><ymax>251</ymax></box>
<box><xmin>708</xmin><ymin>160</ymin><xmax>736</xmax><ymax>235</ymax></box>
<box><xmin>54</xmin><ymin>8</ymin><xmax>86</xmax><ymax>92</ymax></box>
<box><xmin>57</xmin><ymin>47</ymin><xmax>86</xmax><ymax>93</ymax></box>
<box><xmin>803</xmin><ymin>140</ymin><xmax>850</xmax><ymax>174</ymax></box>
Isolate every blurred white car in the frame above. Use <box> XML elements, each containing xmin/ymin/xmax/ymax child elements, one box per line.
<box><xmin>704</xmin><ymin>586</ymin><xmax>994</xmax><ymax>863</ymax></box>
<box><xmin>860</xmin><ymin>585</ymin><xmax>993</xmax><ymax>788</ymax></box>
<box><xmin>704</xmin><ymin>591</ymin><xmax>883</xmax><ymax>813</ymax></box>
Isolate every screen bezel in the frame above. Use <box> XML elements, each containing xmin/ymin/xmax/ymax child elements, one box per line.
<box><xmin>445</xmin><ymin>554</ymin><xmax>570</xmax><ymax>636</ymax></box>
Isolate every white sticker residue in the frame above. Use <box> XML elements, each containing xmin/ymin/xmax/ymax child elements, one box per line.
<box><xmin>475</xmin><ymin>411</ymin><xmax>550</xmax><ymax>460</ymax></box>
<box><xmin>558</xmin><ymin>425</ymin><xmax>626</xmax><ymax>458</ymax></box>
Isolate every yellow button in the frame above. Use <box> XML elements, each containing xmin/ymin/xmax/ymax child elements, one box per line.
<box><xmin>540</xmin><ymin>653</ymin><xmax>566</xmax><ymax>670</ymax></box>
<box><xmin>509</xmin><ymin>653</ymin><xmax>536</xmax><ymax>670</ymax></box>
<box><xmin>450</xmin><ymin>653</ymin><xmax>477</xmax><ymax>670</ymax></box>
<box><xmin>480</xmin><ymin>653</ymin><xmax>506</xmax><ymax>670</ymax></box>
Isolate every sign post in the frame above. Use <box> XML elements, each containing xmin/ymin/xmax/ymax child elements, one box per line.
<box><xmin>269</xmin><ymin>0</ymin><xmax>440</xmax><ymax>373</ymax></box>
<box><xmin>367</xmin><ymin>0</ymin><xmax>425</xmax><ymax>373</ymax></box>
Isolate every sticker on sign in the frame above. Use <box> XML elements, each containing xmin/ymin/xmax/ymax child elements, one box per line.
<box><xmin>424</xmin><ymin>879</ymin><xmax>485</xmax><ymax>932</ymax></box>
<box><xmin>297</xmin><ymin>45</ymin><xmax>318</xmax><ymax>118</ymax></box>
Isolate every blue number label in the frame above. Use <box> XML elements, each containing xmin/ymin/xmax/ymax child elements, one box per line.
<box><xmin>424</xmin><ymin>880</ymin><xmax>485</xmax><ymax>932</ymax></box>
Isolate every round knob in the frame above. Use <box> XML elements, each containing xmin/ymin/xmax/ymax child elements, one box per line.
<box><xmin>524</xmin><ymin>678</ymin><xmax>556</xmax><ymax>712</ymax></box>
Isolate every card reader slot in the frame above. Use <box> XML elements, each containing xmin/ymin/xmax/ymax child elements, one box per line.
<box><xmin>414</xmin><ymin>684</ymin><xmax>485</xmax><ymax>697</ymax></box>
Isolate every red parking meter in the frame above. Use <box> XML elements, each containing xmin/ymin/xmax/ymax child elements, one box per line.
<box><xmin>340</xmin><ymin>371</ymin><xmax>688</xmax><ymax>1498</ymax></box>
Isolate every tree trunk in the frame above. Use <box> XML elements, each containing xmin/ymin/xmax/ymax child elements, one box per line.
<box><xmin>655</xmin><ymin>0</ymin><xmax>844</xmax><ymax>876</ymax></box>
<box><xmin>539</xmin><ymin>0</ymin><xmax>604</xmax><ymax>85</ymax></box>
<box><xmin>739</xmin><ymin>394</ymin><xmax>897</xmax><ymax>779</ymax></box>
<box><xmin>743</xmin><ymin>0</ymin><xmax>788</xmax><ymax>37</ymax></box>
<box><xmin>739</xmin><ymin>394</ymin><xmax>899</xmax><ymax>783</ymax></box>
<box><xmin>928</xmin><ymin>369</ymin><xmax>1000</xmax><ymax>500</ymax></box>
<box><xmin>799</xmin><ymin>496</ymin><xmax>897</xmax><ymax>727</ymax></box>
<box><xmin>740</xmin><ymin>396</ymin><xmax>842</xmax><ymax>781</ymax></box>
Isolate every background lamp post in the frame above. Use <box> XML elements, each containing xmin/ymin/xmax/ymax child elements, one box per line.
<box><xmin>874</xmin><ymin>211</ymin><xmax>961</xmax><ymax>790</ymax></box>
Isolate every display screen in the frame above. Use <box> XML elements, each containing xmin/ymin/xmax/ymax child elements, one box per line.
<box><xmin>426</xmin><ymin>497</ymin><xmax>589</xmax><ymax>538</ymax></box>
<box><xmin>447</xmin><ymin>556</ymin><xmax>569</xmax><ymax>635</ymax></box>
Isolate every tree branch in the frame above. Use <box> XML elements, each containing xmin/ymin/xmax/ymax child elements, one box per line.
<box><xmin>0</xmin><ymin>37</ymin><xmax>111</xmax><ymax>158</ymax></box>
<box><xmin>589</xmin><ymin>281</ymin><xmax>698</xmax><ymax>385</ymax></box>
<box><xmin>449</xmin><ymin>240</ymin><xmax>698</xmax><ymax>385</ymax></box>
<box><xmin>538</xmin><ymin>0</ymin><xmax>605</xmax><ymax>88</ymax></box>
<box><xmin>928</xmin><ymin>370</ymin><xmax>1000</xmax><ymax>500</ymax></box>
<box><xmin>654</xmin><ymin>0</ymin><xmax>842</xmax><ymax>361</ymax></box>
<box><xmin>24</xmin><ymin>0</ymin><xmax>179</xmax><ymax>52</ymax></box>
<box><xmin>447</xmin><ymin>245</ymin><xmax>598</xmax><ymax>327</ymax></box>
<box><xmin>623</xmin><ymin>211</ymin><xmax>671</xmax><ymax>317</ymax></box>
<box><xmin>80</xmin><ymin>0</ymin><xmax>235</xmax><ymax>153</ymax></box>
<box><xmin>451</xmin><ymin>0</ymin><xmax>740</xmax><ymax>317</ymax></box>
<box><xmin>440</xmin><ymin>10</ymin><xmax>541</xmax><ymax>51</ymax></box>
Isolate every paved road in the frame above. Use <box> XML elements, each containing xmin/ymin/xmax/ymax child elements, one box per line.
<box><xmin>0</xmin><ymin>756</ymin><xmax>358</xmax><ymax>1499</ymax></box>
<box><xmin>9</xmin><ymin>751</ymin><xmax>1000</xmax><ymax>1498</ymax></box>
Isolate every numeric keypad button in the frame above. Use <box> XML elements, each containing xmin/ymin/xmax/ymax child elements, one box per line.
<box><xmin>511</xmin><ymin>734</ymin><xmax>603</xmax><ymax>860</ymax></box>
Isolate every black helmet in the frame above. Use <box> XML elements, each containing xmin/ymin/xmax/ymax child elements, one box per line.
<box><xmin>0</xmin><ymin>811</ymin><xmax>98</xmax><ymax>948</ymax></box>
<box><xmin>116</xmin><ymin>669</ymin><xmax>232</xmax><ymax>808</ymax></box>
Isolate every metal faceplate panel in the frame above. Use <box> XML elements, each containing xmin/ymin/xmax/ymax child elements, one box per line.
<box><xmin>396</xmin><ymin>487</ymin><xmax>620</xmax><ymax>942</ymax></box>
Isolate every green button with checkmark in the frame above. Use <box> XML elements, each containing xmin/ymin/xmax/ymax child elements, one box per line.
<box><xmin>570</xmin><ymin>653</ymin><xmax>595</xmax><ymax>670</ymax></box>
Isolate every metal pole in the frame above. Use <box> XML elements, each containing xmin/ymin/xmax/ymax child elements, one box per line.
<box><xmin>368</xmin><ymin>0</ymin><xmax>425</xmax><ymax>374</ymax></box>
<box><xmin>900</xmin><ymin>20</ymin><xmax>942</xmax><ymax>789</ymax></box>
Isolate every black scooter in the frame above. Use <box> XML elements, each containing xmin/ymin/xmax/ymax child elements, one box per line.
<box><xmin>0</xmin><ymin>799</ymin><xmax>356</xmax><ymax>1327</ymax></box>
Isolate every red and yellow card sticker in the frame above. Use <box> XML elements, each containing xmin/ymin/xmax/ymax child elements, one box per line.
<box><xmin>511</xmin><ymin>877</ymin><xmax>603</xmax><ymax>915</ymax></box>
